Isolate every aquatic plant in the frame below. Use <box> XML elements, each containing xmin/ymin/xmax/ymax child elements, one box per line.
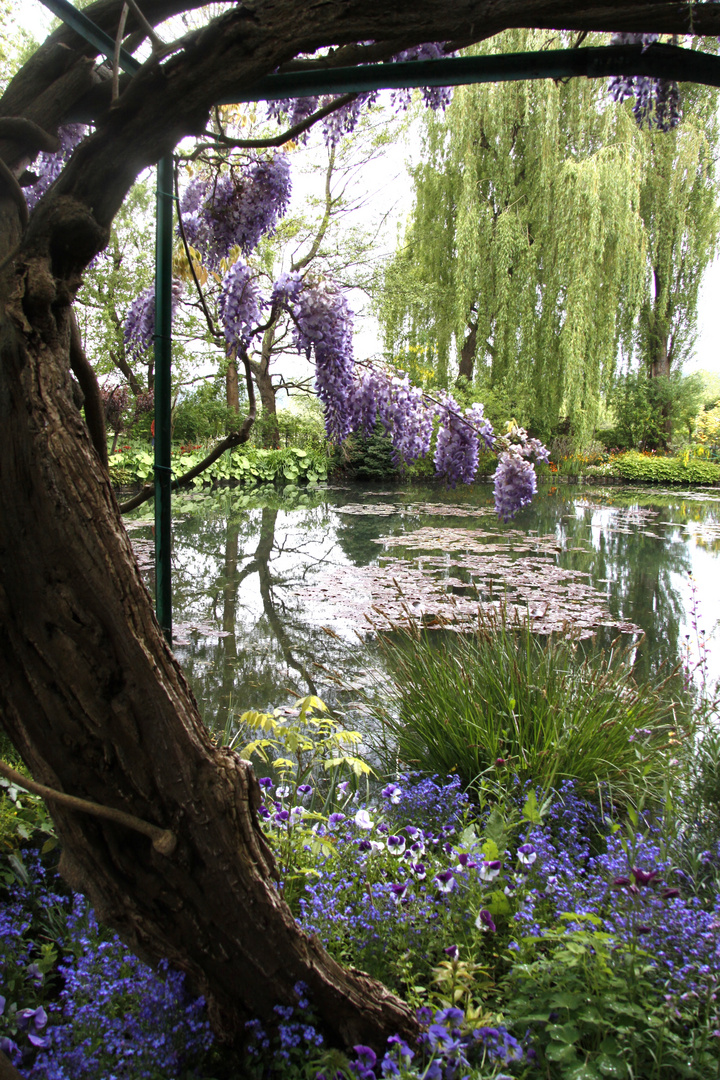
<box><xmin>371</xmin><ymin>611</ymin><xmax>683</xmax><ymax>802</ymax></box>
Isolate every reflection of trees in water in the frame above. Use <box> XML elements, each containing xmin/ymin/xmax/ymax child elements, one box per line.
<box><xmin>543</xmin><ymin>495</ymin><xmax>691</xmax><ymax>679</ymax></box>
<box><xmin>171</xmin><ymin>501</ymin><xmax>365</xmax><ymax>733</ymax></box>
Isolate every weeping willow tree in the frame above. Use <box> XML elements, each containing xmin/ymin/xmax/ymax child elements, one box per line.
<box><xmin>635</xmin><ymin>88</ymin><xmax>720</xmax><ymax>382</ymax></box>
<box><xmin>379</xmin><ymin>29</ymin><xmax>718</xmax><ymax>441</ymax></box>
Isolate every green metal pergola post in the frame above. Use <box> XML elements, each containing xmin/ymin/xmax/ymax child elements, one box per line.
<box><xmin>153</xmin><ymin>156</ymin><xmax>174</xmax><ymax>643</ymax></box>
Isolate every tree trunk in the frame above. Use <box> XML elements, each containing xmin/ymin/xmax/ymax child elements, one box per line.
<box><xmin>456</xmin><ymin>320</ymin><xmax>478</xmax><ymax>385</ymax></box>
<box><xmin>257</xmin><ymin>366</ymin><xmax>280</xmax><ymax>448</ymax></box>
<box><xmin>253</xmin><ymin>325</ymin><xmax>280</xmax><ymax>448</ymax></box>
<box><xmin>226</xmin><ymin>354</ymin><xmax>241</xmax><ymax>418</ymax></box>
<box><xmin>0</xmin><ymin>260</ymin><xmax>416</xmax><ymax>1049</ymax></box>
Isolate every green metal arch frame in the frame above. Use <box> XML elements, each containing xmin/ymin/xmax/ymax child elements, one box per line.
<box><xmin>36</xmin><ymin>0</ymin><xmax>720</xmax><ymax>642</ymax></box>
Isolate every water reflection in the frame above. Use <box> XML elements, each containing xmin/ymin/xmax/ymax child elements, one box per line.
<box><xmin>125</xmin><ymin>483</ymin><xmax>720</xmax><ymax>732</ymax></box>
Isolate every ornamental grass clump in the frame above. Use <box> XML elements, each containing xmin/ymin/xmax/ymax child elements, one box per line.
<box><xmin>373</xmin><ymin>612</ymin><xmax>683</xmax><ymax>804</ymax></box>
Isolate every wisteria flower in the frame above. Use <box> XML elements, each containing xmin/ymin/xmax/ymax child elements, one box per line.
<box><xmin>434</xmin><ymin>869</ymin><xmax>456</xmax><ymax>893</ymax></box>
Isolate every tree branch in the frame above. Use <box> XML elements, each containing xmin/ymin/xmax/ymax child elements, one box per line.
<box><xmin>118</xmin><ymin>349</ymin><xmax>257</xmax><ymax>512</ymax></box>
<box><xmin>182</xmin><ymin>93</ymin><xmax>359</xmax><ymax>157</ymax></box>
<box><xmin>0</xmin><ymin>760</ymin><xmax>176</xmax><ymax>855</ymax></box>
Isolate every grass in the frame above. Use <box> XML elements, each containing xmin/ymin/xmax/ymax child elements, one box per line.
<box><xmin>371</xmin><ymin>609</ymin><xmax>684</xmax><ymax>805</ymax></box>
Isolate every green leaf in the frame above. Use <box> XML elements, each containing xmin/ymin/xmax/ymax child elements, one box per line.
<box><xmin>545</xmin><ymin>1042</ymin><xmax>578</xmax><ymax>1064</ymax></box>
<box><xmin>567</xmin><ymin>1065</ymin><xmax>601</xmax><ymax>1080</ymax></box>
<box><xmin>550</xmin><ymin>993</ymin><xmax>585</xmax><ymax>1011</ymax></box>
<box><xmin>547</xmin><ymin>1022</ymin><xmax>581</xmax><ymax>1045</ymax></box>
<box><xmin>596</xmin><ymin>1054</ymin><xmax>629</xmax><ymax>1078</ymax></box>
<box><xmin>481</xmin><ymin>837</ymin><xmax>499</xmax><ymax>860</ymax></box>
<box><xmin>522</xmin><ymin>789</ymin><xmax>542</xmax><ymax>824</ymax></box>
<box><xmin>8</xmin><ymin>852</ymin><xmax>29</xmax><ymax>884</ymax></box>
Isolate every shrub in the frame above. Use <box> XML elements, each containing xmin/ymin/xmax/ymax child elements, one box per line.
<box><xmin>108</xmin><ymin>443</ymin><xmax>329</xmax><ymax>488</ymax></box>
<box><xmin>610</xmin><ymin>450</ymin><xmax>720</xmax><ymax>484</ymax></box>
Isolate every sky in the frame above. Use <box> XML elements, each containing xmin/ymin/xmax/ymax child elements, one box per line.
<box><xmin>14</xmin><ymin>1</ymin><xmax>720</xmax><ymax>376</ymax></box>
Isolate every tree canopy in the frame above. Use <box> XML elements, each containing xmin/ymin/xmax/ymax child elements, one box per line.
<box><xmin>1</xmin><ymin>0</ymin><xmax>720</xmax><ymax>1063</ymax></box>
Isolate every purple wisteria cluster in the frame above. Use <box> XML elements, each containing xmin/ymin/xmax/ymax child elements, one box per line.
<box><xmin>434</xmin><ymin>396</ymin><xmax>495</xmax><ymax>486</ymax></box>
<box><xmin>264</xmin><ymin>41</ymin><xmax>454</xmax><ymax>145</ymax></box>
<box><xmin>24</xmin><ymin>125</ymin><xmax>87</xmax><ymax>213</ymax></box>
<box><xmin>218</xmin><ymin>261</ymin><xmax>265</xmax><ymax>350</ymax></box>
<box><xmin>123</xmin><ymin>278</ymin><xmax>184</xmax><ymax>362</ymax></box>
<box><xmin>391</xmin><ymin>43</ymin><xmax>454</xmax><ymax>111</ymax></box>
<box><xmin>493</xmin><ymin>425</ymin><xmax>550</xmax><ymax>522</ymax></box>
<box><xmin>179</xmin><ymin>153</ymin><xmax>291</xmax><ymax>267</ymax></box>
<box><xmin>279</xmin><ymin>276</ymin><xmax>356</xmax><ymax>441</ymax></box>
<box><xmin>347</xmin><ymin>367</ymin><xmax>435</xmax><ymax>465</ymax></box>
<box><xmin>607</xmin><ymin>33</ymin><xmax>681</xmax><ymax>130</ymax></box>
<box><xmin>266</xmin><ymin>92</ymin><xmax>375</xmax><ymax>146</ymax></box>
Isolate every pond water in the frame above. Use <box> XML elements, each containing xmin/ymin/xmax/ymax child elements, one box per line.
<box><xmin>126</xmin><ymin>481</ymin><xmax>720</xmax><ymax>735</ymax></box>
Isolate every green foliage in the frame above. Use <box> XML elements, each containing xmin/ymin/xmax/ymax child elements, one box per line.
<box><xmin>379</xmin><ymin>31</ymin><xmax>720</xmax><ymax>443</ymax></box>
<box><xmin>634</xmin><ymin>88</ymin><xmax>720</xmax><ymax>381</ymax></box>
<box><xmin>108</xmin><ymin>442</ymin><xmax>329</xmax><ymax>488</ymax></box>
<box><xmin>371</xmin><ymin>614</ymin><xmax>682</xmax><ymax>804</ymax></box>
<box><xmin>604</xmin><ymin>450</ymin><xmax>720</xmax><ymax>484</ymax></box>
<box><xmin>379</xmin><ymin>29</ymin><xmax>650</xmax><ymax>441</ymax></box>
<box><xmin>505</xmin><ymin>915</ymin><xmax>720</xmax><ymax>1078</ymax></box>
<box><xmin>220</xmin><ymin>695</ymin><xmax>374</xmax><ymax>899</ymax></box>
<box><xmin>610</xmin><ymin>372</ymin><xmax>704</xmax><ymax>451</ymax></box>
<box><xmin>332</xmin><ymin>427</ymin><xmax>399</xmax><ymax>481</ymax></box>
<box><xmin>0</xmin><ymin>774</ymin><xmax>56</xmax><ymax>856</ymax></box>
<box><xmin>171</xmin><ymin>379</ymin><xmax>241</xmax><ymax>443</ymax></box>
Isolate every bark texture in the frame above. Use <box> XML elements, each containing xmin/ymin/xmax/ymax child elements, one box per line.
<box><xmin>0</xmin><ymin>0</ymin><xmax>717</xmax><ymax>1052</ymax></box>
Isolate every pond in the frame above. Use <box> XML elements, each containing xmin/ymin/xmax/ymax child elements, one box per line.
<box><xmin>126</xmin><ymin>481</ymin><xmax>720</xmax><ymax>735</ymax></box>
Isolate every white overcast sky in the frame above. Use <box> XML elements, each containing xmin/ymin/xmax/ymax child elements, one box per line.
<box><xmin>15</xmin><ymin>1</ymin><xmax>720</xmax><ymax>375</ymax></box>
